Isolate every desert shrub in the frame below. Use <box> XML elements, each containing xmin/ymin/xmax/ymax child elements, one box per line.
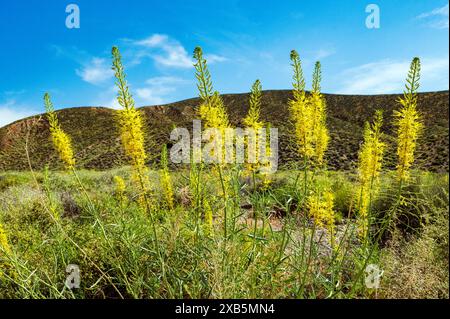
<box><xmin>371</xmin><ymin>172</ymin><xmax>448</xmax><ymax>244</ymax></box>
<box><xmin>380</xmin><ymin>209</ymin><xmax>449</xmax><ymax>298</ymax></box>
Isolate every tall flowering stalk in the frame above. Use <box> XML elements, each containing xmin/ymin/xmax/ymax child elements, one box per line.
<box><xmin>193</xmin><ymin>46</ymin><xmax>231</xmax><ymax>238</ymax></box>
<box><xmin>243</xmin><ymin>80</ymin><xmax>264</xmax><ymax>178</ymax></box>
<box><xmin>395</xmin><ymin>57</ymin><xmax>423</xmax><ymax>184</ymax></box>
<box><xmin>309</xmin><ymin>62</ymin><xmax>329</xmax><ymax>166</ymax></box>
<box><xmin>289</xmin><ymin>50</ymin><xmax>313</xmax><ymax>201</ymax></box>
<box><xmin>357</xmin><ymin>110</ymin><xmax>385</xmax><ymax>239</ymax></box>
<box><xmin>44</xmin><ymin>93</ymin><xmax>75</xmax><ymax>169</ymax></box>
<box><xmin>289</xmin><ymin>50</ymin><xmax>313</xmax><ymax>160</ymax></box>
<box><xmin>44</xmin><ymin>93</ymin><xmax>84</xmax><ymax>220</ymax></box>
<box><xmin>111</xmin><ymin>46</ymin><xmax>167</xmax><ymax>284</ymax></box>
<box><xmin>112</xmin><ymin>46</ymin><xmax>150</xmax><ymax>195</ymax></box>
<box><xmin>194</xmin><ymin>46</ymin><xmax>230</xmax><ymax>163</ymax></box>
<box><xmin>159</xmin><ymin>144</ymin><xmax>174</xmax><ymax>210</ymax></box>
<box><xmin>289</xmin><ymin>52</ymin><xmax>330</xmax><ymax>204</ymax></box>
<box><xmin>261</xmin><ymin>124</ymin><xmax>273</xmax><ymax>188</ymax></box>
<box><xmin>194</xmin><ymin>47</ymin><xmax>229</xmax><ymax>130</ymax></box>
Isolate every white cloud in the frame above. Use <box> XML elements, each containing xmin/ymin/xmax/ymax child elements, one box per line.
<box><xmin>135</xmin><ymin>34</ymin><xmax>168</xmax><ymax>47</ymax></box>
<box><xmin>204</xmin><ymin>54</ymin><xmax>228</xmax><ymax>63</ymax></box>
<box><xmin>135</xmin><ymin>88</ymin><xmax>167</xmax><ymax>105</ymax></box>
<box><xmin>313</xmin><ymin>48</ymin><xmax>336</xmax><ymax>60</ymax></box>
<box><xmin>133</xmin><ymin>34</ymin><xmax>227</xmax><ymax>68</ymax></box>
<box><xmin>338</xmin><ymin>57</ymin><xmax>449</xmax><ymax>94</ymax></box>
<box><xmin>134</xmin><ymin>34</ymin><xmax>194</xmax><ymax>68</ymax></box>
<box><xmin>0</xmin><ymin>99</ymin><xmax>37</xmax><ymax>128</ymax></box>
<box><xmin>91</xmin><ymin>86</ymin><xmax>121</xmax><ymax>109</ymax></box>
<box><xmin>92</xmin><ymin>76</ymin><xmax>189</xmax><ymax>108</ymax></box>
<box><xmin>135</xmin><ymin>76</ymin><xmax>189</xmax><ymax>105</ymax></box>
<box><xmin>417</xmin><ymin>3</ymin><xmax>449</xmax><ymax>29</ymax></box>
<box><xmin>76</xmin><ymin>57</ymin><xmax>114</xmax><ymax>85</ymax></box>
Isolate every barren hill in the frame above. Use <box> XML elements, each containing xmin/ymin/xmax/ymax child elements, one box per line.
<box><xmin>0</xmin><ymin>90</ymin><xmax>448</xmax><ymax>172</ymax></box>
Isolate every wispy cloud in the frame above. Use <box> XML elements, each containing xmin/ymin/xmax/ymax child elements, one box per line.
<box><xmin>204</xmin><ymin>54</ymin><xmax>228</xmax><ymax>63</ymax></box>
<box><xmin>93</xmin><ymin>76</ymin><xmax>189</xmax><ymax>109</ymax></box>
<box><xmin>338</xmin><ymin>57</ymin><xmax>449</xmax><ymax>94</ymax></box>
<box><xmin>135</xmin><ymin>76</ymin><xmax>190</xmax><ymax>105</ymax></box>
<box><xmin>0</xmin><ymin>99</ymin><xmax>37</xmax><ymax>128</ymax></box>
<box><xmin>51</xmin><ymin>46</ymin><xmax>114</xmax><ymax>86</ymax></box>
<box><xmin>131</xmin><ymin>34</ymin><xmax>227</xmax><ymax>68</ymax></box>
<box><xmin>91</xmin><ymin>85</ymin><xmax>120</xmax><ymax>109</ymax></box>
<box><xmin>313</xmin><ymin>48</ymin><xmax>336</xmax><ymax>60</ymax></box>
<box><xmin>134</xmin><ymin>34</ymin><xmax>194</xmax><ymax>68</ymax></box>
<box><xmin>76</xmin><ymin>57</ymin><xmax>114</xmax><ymax>85</ymax></box>
<box><xmin>417</xmin><ymin>3</ymin><xmax>449</xmax><ymax>29</ymax></box>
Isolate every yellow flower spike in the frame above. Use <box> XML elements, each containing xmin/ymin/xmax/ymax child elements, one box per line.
<box><xmin>113</xmin><ymin>175</ymin><xmax>127</xmax><ymax>206</ymax></box>
<box><xmin>159</xmin><ymin>144</ymin><xmax>174</xmax><ymax>210</ymax></box>
<box><xmin>0</xmin><ymin>222</ymin><xmax>12</xmax><ymax>280</ymax></box>
<box><xmin>112</xmin><ymin>46</ymin><xmax>150</xmax><ymax>193</ymax></box>
<box><xmin>243</xmin><ymin>79</ymin><xmax>264</xmax><ymax>176</ymax></box>
<box><xmin>193</xmin><ymin>47</ymin><xmax>231</xmax><ymax>165</ymax></box>
<box><xmin>243</xmin><ymin>80</ymin><xmax>264</xmax><ymax>131</ymax></box>
<box><xmin>309</xmin><ymin>61</ymin><xmax>329</xmax><ymax>166</ymax></box>
<box><xmin>289</xmin><ymin>50</ymin><xmax>314</xmax><ymax>159</ymax></box>
<box><xmin>307</xmin><ymin>191</ymin><xmax>335</xmax><ymax>240</ymax></box>
<box><xmin>357</xmin><ymin>110</ymin><xmax>385</xmax><ymax>239</ymax></box>
<box><xmin>394</xmin><ymin>57</ymin><xmax>423</xmax><ymax>183</ymax></box>
<box><xmin>44</xmin><ymin>93</ymin><xmax>76</xmax><ymax>169</ymax></box>
<box><xmin>0</xmin><ymin>223</ymin><xmax>11</xmax><ymax>255</ymax></box>
<box><xmin>193</xmin><ymin>46</ymin><xmax>232</xmax><ymax>238</ymax></box>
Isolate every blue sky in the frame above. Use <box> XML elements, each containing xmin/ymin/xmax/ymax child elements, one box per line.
<box><xmin>0</xmin><ymin>0</ymin><xmax>448</xmax><ymax>127</ymax></box>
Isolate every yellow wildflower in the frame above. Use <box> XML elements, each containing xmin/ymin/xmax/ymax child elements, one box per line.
<box><xmin>394</xmin><ymin>57</ymin><xmax>423</xmax><ymax>182</ymax></box>
<box><xmin>243</xmin><ymin>79</ymin><xmax>264</xmax><ymax>175</ymax></box>
<box><xmin>194</xmin><ymin>47</ymin><xmax>231</xmax><ymax>165</ymax></box>
<box><xmin>309</xmin><ymin>62</ymin><xmax>329</xmax><ymax>166</ymax></box>
<box><xmin>112</xmin><ymin>46</ymin><xmax>150</xmax><ymax>191</ymax></box>
<box><xmin>307</xmin><ymin>191</ymin><xmax>335</xmax><ymax>237</ymax></box>
<box><xmin>113</xmin><ymin>175</ymin><xmax>127</xmax><ymax>206</ymax></box>
<box><xmin>0</xmin><ymin>223</ymin><xmax>11</xmax><ymax>255</ymax></box>
<box><xmin>44</xmin><ymin>93</ymin><xmax>75</xmax><ymax>169</ymax></box>
<box><xmin>289</xmin><ymin>50</ymin><xmax>314</xmax><ymax>159</ymax></box>
<box><xmin>357</xmin><ymin>110</ymin><xmax>385</xmax><ymax>238</ymax></box>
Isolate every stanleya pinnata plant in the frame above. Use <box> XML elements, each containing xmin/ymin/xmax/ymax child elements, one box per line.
<box><xmin>309</xmin><ymin>61</ymin><xmax>329</xmax><ymax>167</ymax></box>
<box><xmin>357</xmin><ymin>110</ymin><xmax>385</xmax><ymax>239</ymax></box>
<box><xmin>44</xmin><ymin>93</ymin><xmax>76</xmax><ymax>169</ymax></box>
<box><xmin>193</xmin><ymin>46</ymin><xmax>231</xmax><ymax>164</ymax></box>
<box><xmin>395</xmin><ymin>57</ymin><xmax>423</xmax><ymax>184</ymax></box>
<box><xmin>243</xmin><ymin>79</ymin><xmax>272</xmax><ymax>187</ymax></box>
<box><xmin>193</xmin><ymin>46</ymin><xmax>232</xmax><ymax>239</ymax></box>
<box><xmin>112</xmin><ymin>46</ymin><xmax>150</xmax><ymax>197</ymax></box>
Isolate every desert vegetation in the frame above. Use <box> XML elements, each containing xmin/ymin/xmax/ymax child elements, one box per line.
<box><xmin>0</xmin><ymin>47</ymin><xmax>448</xmax><ymax>299</ymax></box>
